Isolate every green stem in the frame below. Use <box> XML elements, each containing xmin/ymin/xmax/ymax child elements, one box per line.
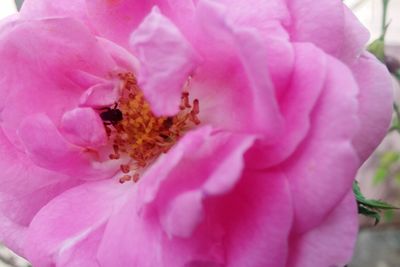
<box><xmin>381</xmin><ymin>0</ymin><xmax>390</xmax><ymax>40</ymax></box>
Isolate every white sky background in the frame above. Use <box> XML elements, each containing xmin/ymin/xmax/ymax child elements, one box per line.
<box><xmin>0</xmin><ymin>0</ymin><xmax>16</xmax><ymax>20</ymax></box>
<box><xmin>0</xmin><ymin>0</ymin><xmax>399</xmax><ymax>43</ymax></box>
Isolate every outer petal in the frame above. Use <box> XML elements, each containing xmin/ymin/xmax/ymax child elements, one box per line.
<box><xmin>217</xmin><ymin>0</ymin><xmax>290</xmax><ymax>40</ymax></box>
<box><xmin>214</xmin><ymin>170</ymin><xmax>293</xmax><ymax>267</ymax></box>
<box><xmin>0</xmin><ymin>17</ymin><xmax>116</xmax><ymax>147</ymax></box>
<box><xmin>351</xmin><ymin>52</ymin><xmax>393</xmax><ymax>162</ymax></box>
<box><xmin>55</xmin><ymin>224</ymin><xmax>105</xmax><ymax>267</ymax></box>
<box><xmin>0</xmin><ymin>128</ymin><xmax>79</xmax><ymax>225</ymax></box>
<box><xmin>283</xmin><ymin>55</ymin><xmax>360</xmax><ymax>233</ymax></box>
<box><xmin>287</xmin><ymin>191</ymin><xmax>358</xmax><ymax>267</ymax></box>
<box><xmin>24</xmin><ymin>180</ymin><xmax>130</xmax><ymax>267</ymax></box>
<box><xmin>85</xmin><ymin>0</ymin><xmax>152</xmax><ymax>47</ymax></box>
<box><xmin>20</xmin><ymin>0</ymin><xmax>88</xmax><ymax>23</ymax></box>
<box><xmin>246</xmin><ymin>43</ymin><xmax>326</xmax><ymax>168</ymax></box>
<box><xmin>288</xmin><ymin>0</ymin><xmax>369</xmax><ymax>63</ymax></box>
<box><xmin>0</xmin><ymin>128</ymin><xmax>82</xmax><ymax>257</ymax></box>
<box><xmin>85</xmin><ymin>0</ymin><xmax>197</xmax><ymax>48</ymax></box>
<box><xmin>130</xmin><ymin>7</ymin><xmax>200</xmax><ymax>116</ymax></box>
<box><xmin>0</xmin><ymin>213</ymin><xmax>27</xmax><ymax>256</ymax></box>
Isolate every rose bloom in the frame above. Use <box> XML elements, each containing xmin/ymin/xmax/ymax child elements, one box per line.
<box><xmin>0</xmin><ymin>0</ymin><xmax>393</xmax><ymax>266</ymax></box>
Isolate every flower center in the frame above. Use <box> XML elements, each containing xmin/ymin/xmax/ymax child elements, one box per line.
<box><xmin>106</xmin><ymin>73</ymin><xmax>200</xmax><ymax>183</ymax></box>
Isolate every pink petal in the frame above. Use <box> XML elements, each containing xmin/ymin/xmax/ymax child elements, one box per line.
<box><xmin>17</xmin><ymin>114</ymin><xmax>117</xmax><ymax>180</ymax></box>
<box><xmin>351</xmin><ymin>52</ymin><xmax>393</xmax><ymax>162</ymax></box>
<box><xmin>137</xmin><ymin>127</ymin><xmax>255</xmax><ymax>208</ymax></box>
<box><xmin>0</xmin><ymin>18</ymin><xmax>115</xmax><ymax>147</ymax></box>
<box><xmin>288</xmin><ymin>0</ymin><xmax>344</xmax><ymax>55</ymax></box>
<box><xmin>218</xmin><ymin>171</ymin><xmax>293</xmax><ymax>267</ymax></box>
<box><xmin>339</xmin><ymin>6</ymin><xmax>370</xmax><ymax>63</ymax></box>
<box><xmin>0</xmin><ymin>214</ymin><xmax>27</xmax><ymax>256</ymax></box>
<box><xmin>283</xmin><ymin>55</ymin><xmax>360</xmax><ymax>233</ymax></box>
<box><xmin>21</xmin><ymin>0</ymin><xmax>88</xmax><ymax>24</ymax></box>
<box><xmin>0</xmin><ymin>128</ymin><xmax>83</xmax><ymax>258</ymax></box>
<box><xmin>288</xmin><ymin>190</ymin><xmax>358</xmax><ymax>267</ymax></box>
<box><xmin>0</xmin><ymin>128</ymin><xmax>80</xmax><ymax>227</ymax></box>
<box><xmin>247</xmin><ymin>43</ymin><xmax>326</xmax><ymax>168</ymax></box>
<box><xmin>217</xmin><ymin>0</ymin><xmax>290</xmax><ymax>40</ymax></box>
<box><xmin>97</xmin><ymin>37</ymin><xmax>140</xmax><ymax>72</ymax></box>
<box><xmin>98</xmin><ymin>127</ymin><xmax>257</xmax><ymax>266</ymax></box>
<box><xmin>61</xmin><ymin>107</ymin><xmax>107</xmax><ymax>148</ymax></box>
<box><xmin>130</xmin><ymin>7</ymin><xmax>200</xmax><ymax>116</ymax></box>
<box><xmin>191</xmin><ymin>0</ymin><xmax>284</xmax><ymax>137</ymax></box>
<box><xmin>288</xmin><ymin>0</ymin><xmax>368</xmax><ymax>63</ymax></box>
<box><xmin>79</xmin><ymin>81</ymin><xmax>121</xmax><ymax>108</ymax></box>
<box><xmin>159</xmin><ymin>190</ymin><xmax>204</xmax><ymax>239</ymax></box>
<box><xmin>85</xmin><ymin>0</ymin><xmax>152</xmax><ymax>47</ymax></box>
<box><xmin>85</xmin><ymin>0</ymin><xmax>196</xmax><ymax>48</ymax></box>
<box><xmin>24</xmin><ymin>180</ymin><xmax>129</xmax><ymax>267</ymax></box>
<box><xmin>56</xmin><ymin>224</ymin><xmax>106</xmax><ymax>267</ymax></box>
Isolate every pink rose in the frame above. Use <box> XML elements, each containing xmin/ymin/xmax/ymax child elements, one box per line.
<box><xmin>0</xmin><ymin>0</ymin><xmax>393</xmax><ymax>266</ymax></box>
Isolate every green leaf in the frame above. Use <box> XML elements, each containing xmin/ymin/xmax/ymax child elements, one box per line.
<box><xmin>358</xmin><ymin>205</ymin><xmax>381</xmax><ymax>226</ymax></box>
<box><xmin>358</xmin><ymin>199</ymin><xmax>398</xmax><ymax>210</ymax></box>
<box><xmin>368</xmin><ymin>39</ymin><xmax>385</xmax><ymax>62</ymax></box>
<box><xmin>353</xmin><ymin>181</ymin><xmax>398</xmax><ymax>225</ymax></box>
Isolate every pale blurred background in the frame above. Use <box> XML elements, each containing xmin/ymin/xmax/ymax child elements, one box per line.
<box><xmin>0</xmin><ymin>0</ymin><xmax>400</xmax><ymax>266</ymax></box>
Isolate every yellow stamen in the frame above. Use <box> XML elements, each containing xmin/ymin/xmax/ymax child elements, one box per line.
<box><xmin>107</xmin><ymin>73</ymin><xmax>200</xmax><ymax>183</ymax></box>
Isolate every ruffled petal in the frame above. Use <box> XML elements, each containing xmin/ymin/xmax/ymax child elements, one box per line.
<box><xmin>210</xmin><ymin>170</ymin><xmax>293</xmax><ymax>267</ymax></box>
<box><xmin>18</xmin><ymin>114</ymin><xmax>117</xmax><ymax>180</ymax></box>
<box><xmin>0</xmin><ymin>214</ymin><xmax>27</xmax><ymax>256</ymax></box>
<box><xmin>247</xmin><ymin>43</ymin><xmax>326</xmax><ymax>168</ymax></box>
<box><xmin>129</xmin><ymin>7</ymin><xmax>200</xmax><ymax>116</ymax></box>
<box><xmin>20</xmin><ymin>0</ymin><xmax>88</xmax><ymax>24</ymax></box>
<box><xmin>287</xmin><ymin>190</ymin><xmax>358</xmax><ymax>267</ymax></box>
<box><xmin>288</xmin><ymin>0</ymin><xmax>369</xmax><ymax>63</ymax></box>
<box><xmin>61</xmin><ymin>107</ymin><xmax>107</xmax><ymax>148</ymax></box>
<box><xmin>351</xmin><ymin>52</ymin><xmax>393</xmax><ymax>162</ymax></box>
<box><xmin>24</xmin><ymin>180</ymin><xmax>130</xmax><ymax>267</ymax></box>
<box><xmin>0</xmin><ymin>17</ymin><xmax>116</xmax><ymax>147</ymax></box>
<box><xmin>191</xmin><ymin>0</ymin><xmax>284</xmax><ymax>137</ymax></box>
<box><xmin>0</xmin><ymin>128</ymin><xmax>85</xmax><ymax>259</ymax></box>
<box><xmin>97</xmin><ymin>127</ymin><xmax>257</xmax><ymax>266</ymax></box>
<box><xmin>85</xmin><ymin>0</ymin><xmax>152</xmax><ymax>47</ymax></box>
<box><xmin>56</xmin><ymin>224</ymin><xmax>105</xmax><ymax>267</ymax></box>
<box><xmin>79</xmin><ymin>81</ymin><xmax>121</xmax><ymax>108</ymax></box>
<box><xmin>288</xmin><ymin>0</ymin><xmax>344</xmax><ymax>55</ymax></box>
<box><xmin>0</xmin><ymin>128</ymin><xmax>79</xmax><ymax>227</ymax></box>
<box><xmin>283</xmin><ymin>55</ymin><xmax>360</xmax><ymax>233</ymax></box>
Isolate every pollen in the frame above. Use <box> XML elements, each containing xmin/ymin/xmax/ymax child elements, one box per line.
<box><xmin>106</xmin><ymin>73</ymin><xmax>200</xmax><ymax>183</ymax></box>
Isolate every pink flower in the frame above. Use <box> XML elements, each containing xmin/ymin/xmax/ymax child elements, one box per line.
<box><xmin>0</xmin><ymin>0</ymin><xmax>393</xmax><ymax>266</ymax></box>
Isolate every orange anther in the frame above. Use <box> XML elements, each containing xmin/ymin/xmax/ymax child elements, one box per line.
<box><xmin>119</xmin><ymin>175</ymin><xmax>131</xmax><ymax>183</ymax></box>
<box><xmin>120</xmin><ymin>164</ymin><xmax>130</xmax><ymax>173</ymax></box>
